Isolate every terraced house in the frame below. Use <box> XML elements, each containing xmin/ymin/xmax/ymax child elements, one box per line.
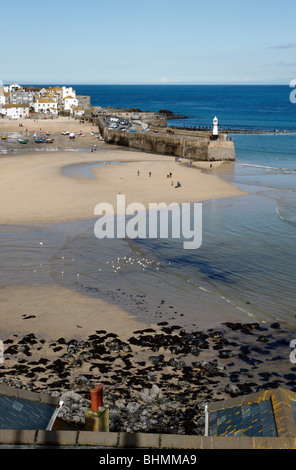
<box><xmin>0</xmin><ymin>103</ymin><xmax>29</xmax><ymax>119</ymax></box>
<box><xmin>34</xmin><ymin>98</ymin><xmax>58</xmax><ymax>115</ymax></box>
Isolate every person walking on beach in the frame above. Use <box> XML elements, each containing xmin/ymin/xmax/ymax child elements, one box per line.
<box><xmin>149</xmin><ymin>172</ymin><xmax>151</xmax><ymax>177</ymax></box>
<box><xmin>137</xmin><ymin>170</ymin><xmax>140</xmax><ymax>176</ymax></box>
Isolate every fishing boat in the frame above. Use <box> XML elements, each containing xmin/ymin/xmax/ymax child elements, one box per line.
<box><xmin>1</xmin><ymin>136</ymin><xmax>7</xmax><ymax>140</ymax></box>
<box><xmin>19</xmin><ymin>139</ymin><xmax>29</xmax><ymax>144</ymax></box>
<box><xmin>45</xmin><ymin>138</ymin><xmax>54</xmax><ymax>143</ymax></box>
<box><xmin>34</xmin><ymin>137</ymin><xmax>46</xmax><ymax>143</ymax></box>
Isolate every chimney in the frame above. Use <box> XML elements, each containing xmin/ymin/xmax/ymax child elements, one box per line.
<box><xmin>85</xmin><ymin>384</ymin><xmax>109</xmax><ymax>432</ymax></box>
<box><xmin>90</xmin><ymin>384</ymin><xmax>104</xmax><ymax>411</ymax></box>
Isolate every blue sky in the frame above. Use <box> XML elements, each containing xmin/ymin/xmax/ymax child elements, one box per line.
<box><xmin>1</xmin><ymin>0</ymin><xmax>296</xmax><ymax>85</ymax></box>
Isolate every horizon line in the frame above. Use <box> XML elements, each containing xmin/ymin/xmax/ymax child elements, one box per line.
<box><xmin>3</xmin><ymin>82</ymin><xmax>291</xmax><ymax>87</ymax></box>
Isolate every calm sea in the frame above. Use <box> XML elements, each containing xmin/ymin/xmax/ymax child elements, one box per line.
<box><xmin>74</xmin><ymin>84</ymin><xmax>296</xmax><ymax>131</ymax></box>
<box><xmin>1</xmin><ymin>85</ymin><xmax>295</xmax><ymax>330</ymax></box>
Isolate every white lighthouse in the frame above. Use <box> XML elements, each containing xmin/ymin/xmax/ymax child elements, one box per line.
<box><xmin>212</xmin><ymin>116</ymin><xmax>218</xmax><ymax>140</ymax></box>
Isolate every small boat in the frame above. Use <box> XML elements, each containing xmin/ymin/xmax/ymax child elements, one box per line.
<box><xmin>19</xmin><ymin>139</ymin><xmax>29</xmax><ymax>144</ymax></box>
<box><xmin>34</xmin><ymin>138</ymin><xmax>46</xmax><ymax>143</ymax></box>
<box><xmin>45</xmin><ymin>138</ymin><xmax>54</xmax><ymax>143</ymax></box>
<box><xmin>1</xmin><ymin>136</ymin><xmax>7</xmax><ymax>140</ymax></box>
<box><xmin>69</xmin><ymin>133</ymin><xmax>75</xmax><ymax>139</ymax></box>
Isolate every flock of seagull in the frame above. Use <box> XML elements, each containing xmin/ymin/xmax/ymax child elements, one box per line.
<box><xmin>36</xmin><ymin>242</ymin><xmax>162</xmax><ymax>279</ymax></box>
<box><xmin>105</xmin><ymin>255</ymin><xmax>161</xmax><ymax>272</ymax></box>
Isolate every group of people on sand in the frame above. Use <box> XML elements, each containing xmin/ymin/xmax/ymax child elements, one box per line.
<box><xmin>166</xmin><ymin>171</ymin><xmax>182</xmax><ymax>188</ymax></box>
<box><xmin>137</xmin><ymin>170</ymin><xmax>152</xmax><ymax>177</ymax></box>
<box><xmin>136</xmin><ymin>169</ymin><xmax>182</xmax><ymax>188</ymax></box>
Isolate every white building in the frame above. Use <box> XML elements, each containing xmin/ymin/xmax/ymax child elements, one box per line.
<box><xmin>63</xmin><ymin>95</ymin><xmax>78</xmax><ymax>111</ymax></box>
<box><xmin>34</xmin><ymin>98</ymin><xmax>58</xmax><ymax>114</ymax></box>
<box><xmin>62</xmin><ymin>86</ymin><xmax>76</xmax><ymax>99</ymax></box>
<box><xmin>0</xmin><ymin>104</ymin><xmax>29</xmax><ymax>119</ymax></box>
<box><xmin>0</xmin><ymin>83</ymin><xmax>5</xmax><ymax>106</ymax></box>
<box><xmin>9</xmin><ymin>82</ymin><xmax>21</xmax><ymax>93</ymax></box>
<box><xmin>70</xmin><ymin>106</ymin><xmax>85</xmax><ymax>117</ymax></box>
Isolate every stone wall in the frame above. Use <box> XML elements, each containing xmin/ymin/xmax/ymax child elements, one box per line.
<box><xmin>77</xmin><ymin>95</ymin><xmax>92</xmax><ymax>112</ymax></box>
<box><xmin>101</xmin><ymin>124</ymin><xmax>235</xmax><ymax>161</ymax></box>
<box><xmin>207</xmin><ymin>140</ymin><xmax>235</xmax><ymax>161</ymax></box>
<box><xmin>1</xmin><ymin>429</ymin><xmax>294</xmax><ymax>449</ymax></box>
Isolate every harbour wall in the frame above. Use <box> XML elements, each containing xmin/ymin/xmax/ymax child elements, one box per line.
<box><xmin>97</xmin><ymin>122</ymin><xmax>235</xmax><ymax>161</ymax></box>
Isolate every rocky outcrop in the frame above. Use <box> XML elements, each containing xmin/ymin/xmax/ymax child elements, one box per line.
<box><xmin>158</xmin><ymin>109</ymin><xmax>188</xmax><ymax>120</ymax></box>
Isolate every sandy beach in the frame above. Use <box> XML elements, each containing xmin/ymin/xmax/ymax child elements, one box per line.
<box><xmin>0</xmin><ymin>117</ymin><xmax>245</xmax><ymax>225</ymax></box>
<box><xmin>0</xmin><ymin>115</ymin><xmax>95</xmax><ymax>134</ymax></box>
<box><xmin>0</xmin><ymin>116</ymin><xmax>246</xmax><ymax>339</ymax></box>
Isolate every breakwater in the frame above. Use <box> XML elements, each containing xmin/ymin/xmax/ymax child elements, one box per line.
<box><xmin>95</xmin><ymin>117</ymin><xmax>235</xmax><ymax>161</ymax></box>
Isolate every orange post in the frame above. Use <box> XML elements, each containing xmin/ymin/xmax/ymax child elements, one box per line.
<box><xmin>90</xmin><ymin>388</ymin><xmax>99</xmax><ymax>411</ymax></box>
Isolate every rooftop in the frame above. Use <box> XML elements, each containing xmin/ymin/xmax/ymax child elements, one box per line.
<box><xmin>37</xmin><ymin>99</ymin><xmax>56</xmax><ymax>104</ymax></box>
<box><xmin>0</xmin><ymin>384</ymin><xmax>60</xmax><ymax>431</ymax></box>
<box><xmin>2</xmin><ymin>104</ymin><xmax>29</xmax><ymax>108</ymax></box>
<box><xmin>208</xmin><ymin>387</ymin><xmax>296</xmax><ymax>438</ymax></box>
